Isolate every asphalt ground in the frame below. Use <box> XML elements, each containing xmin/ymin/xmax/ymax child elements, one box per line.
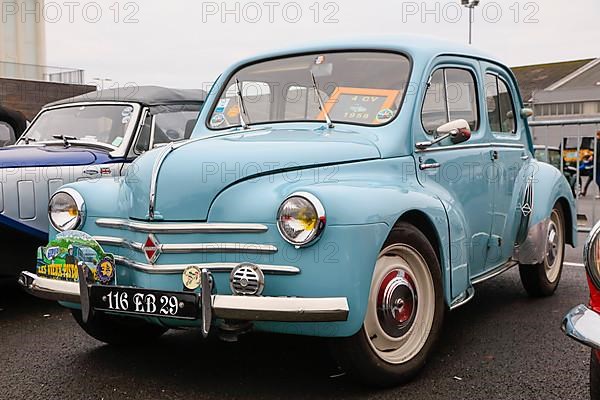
<box><xmin>0</xmin><ymin>234</ymin><xmax>592</xmax><ymax>400</ymax></box>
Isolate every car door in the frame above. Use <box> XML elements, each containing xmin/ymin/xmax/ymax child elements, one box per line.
<box><xmin>481</xmin><ymin>64</ymin><xmax>529</xmax><ymax>269</ymax></box>
<box><xmin>414</xmin><ymin>57</ymin><xmax>495</xmax><ymax>287</ymax></box>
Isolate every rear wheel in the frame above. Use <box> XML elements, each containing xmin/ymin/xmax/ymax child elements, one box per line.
<box><xmin>330</xmin><ymin>222</ymin><xmax>444</xmax><ymax>387</ymax></box>
<box><xmin>72</xmin><ymin>310</ymin><xmax>168</xmax><ymax>346</ymax></box>
<box><xmin>519</xmin><ymin>204</ymin><xmax>565</xmax><ymax>297</ymax></box>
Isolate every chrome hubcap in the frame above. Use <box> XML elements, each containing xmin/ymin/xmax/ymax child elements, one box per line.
<box><xmin>544</xmin><ymin>209</ymin><xmax>563</xmax><ymax>283</ymax></box>
<box><xmin>377</xmin><ymin>270</ymin><xmax>417</xmax><ymax>338</ymax></box>
<box><xmin>364</xmin><ymin>244</ymin><xmax>435</xmax><ymax>364</ymax></box>
<box><xmin>546</xmin><ymin>224</ymin><xmax>558</xmax><ymax>266</ymax></box>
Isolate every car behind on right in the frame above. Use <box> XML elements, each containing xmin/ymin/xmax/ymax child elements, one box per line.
<box><xmin>562</xmin><ymin>220</ymin><xmax>600</xmax><ymax>399</ymax></box>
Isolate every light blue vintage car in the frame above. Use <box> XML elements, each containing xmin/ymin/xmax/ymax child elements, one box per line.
<box><xmin>20</xmin><ymin>36</ymin><xmax>576</xmax><ymax>386</ymax></box>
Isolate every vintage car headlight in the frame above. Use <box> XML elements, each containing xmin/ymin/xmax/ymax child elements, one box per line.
<box><xmin>585</xmin><ymin>220</ymin><xmax>600</xmax><ymax>289</ymax></box>
<box><xmin>48</xmin><ymin>188</ymin><xmax>86</xmax><ymax>232</ymax></box>
<box><xmin>277</xmin><ymin>192</ymin><xmax>325</xmax><ymax>247</ymax></box>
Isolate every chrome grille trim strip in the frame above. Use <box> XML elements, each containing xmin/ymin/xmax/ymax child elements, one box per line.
<box><xmin>94</xmin><ymin>236</ymin><xmax>278</xmax><ymax>254</ymax></box>
<box><xmin>95</xmin><ymin>218</ymin><xmax>268</xmax><ymax>233</ymax></box>
<box><xmin>113</xmin><ymin>256</ymin><xmax>299</xmax><ymax>275</ymax></box>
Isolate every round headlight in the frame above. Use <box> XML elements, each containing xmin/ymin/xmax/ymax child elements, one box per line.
<box><xmin>277</xmin><ymin>192</ymin><xmax>325</xmax><ymax>247</ymax></box>
<box><xmin>586</xmin><ymin>220</ymin><xmax>600</xmax><ymax>289</ymax></box>
<box><xmin>48</xmin><ymin>189</ymin><xmax>85</xmax><ymax>232</ymax></box>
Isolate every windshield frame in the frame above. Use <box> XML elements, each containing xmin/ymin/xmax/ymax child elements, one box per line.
<box><xmin>204</xmin><ymin>49</ymin><xmax>413</xmax><ymax>131</ymax></box>
<box><xmin>17</xmin><ymin>101</ymin><xmax>142</xmax><ymax>157</ymax></box>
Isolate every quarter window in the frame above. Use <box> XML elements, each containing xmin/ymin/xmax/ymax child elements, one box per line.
<box><xmin>422</xmin><ymin>68</ymin><xmax>479</xmax><ymax>134</ymax></box>
<box><xmin>485</xmin><ymin>74</ymin><xmax>516</xmax><ymax>133</ymax></box>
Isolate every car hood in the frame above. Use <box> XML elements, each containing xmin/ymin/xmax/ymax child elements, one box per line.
<box><xmin>0</xmin><ymin>145</ymin><xmax>108</xmax><ymax>168</ymax></box>
<box><xmin>126</xmin><ymin>127</ymin><xmax>381</xmax><ymax>221</ymax></box>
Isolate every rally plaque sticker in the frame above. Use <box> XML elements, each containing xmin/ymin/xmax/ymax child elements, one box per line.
<box><xmin>36</xmin><ymin>230</ymin><xmax>115</xmax><ymax>284</ymax></box>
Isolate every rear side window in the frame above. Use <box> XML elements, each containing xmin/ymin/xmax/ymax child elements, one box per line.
<box><xmin>422</xmin><ymin>68</ymin><xmax>479</xmax><ymax>134</ymax></box>
<box><xmin>485</xmin><ymin>74</ymin><xmax>517</xmax><ymax>133</ymax></box>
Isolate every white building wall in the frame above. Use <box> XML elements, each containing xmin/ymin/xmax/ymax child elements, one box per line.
<box><xmin>0</xmin><ymin>0</ymin><xmax>46</xmax><ymax>79</ymax></box>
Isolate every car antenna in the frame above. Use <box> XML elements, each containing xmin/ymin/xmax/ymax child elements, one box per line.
<box><xmin>310</xmin><ymin>70</ymin><xmax>334</xmax><ymax>129</ymax></box>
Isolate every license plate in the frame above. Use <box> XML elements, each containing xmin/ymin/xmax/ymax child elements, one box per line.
<box><xmin>89</xmin><ymin>286</ymin><xmax>199</xmax><ymax>320</ymax></box>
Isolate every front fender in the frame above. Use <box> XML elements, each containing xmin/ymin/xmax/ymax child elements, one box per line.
<box><xmin>208</xmin><ymin>158</ymin><xmax>456</xmax><ymax>309</ymax></box>
<box><xmin>514</xmin><ymin>161</ymin><xmax>577</xmax><ymax>265</ymax></box>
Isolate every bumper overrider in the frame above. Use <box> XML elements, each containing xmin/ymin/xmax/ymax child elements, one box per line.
<box><xmin>562</xmin><ymin>304</ymin><xmax>600</xmax><ymax>349</ymax></box>
<box><xmin>18</xmin><ymin>268</ymin><xmax>350</xmax><ymax>335</ymax></box>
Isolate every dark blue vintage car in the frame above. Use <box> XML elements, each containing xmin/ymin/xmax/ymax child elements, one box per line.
<box><xmin>2</xmin><ymin>86</ymin><xmax>206</xmax><ymax>276</ymax></box>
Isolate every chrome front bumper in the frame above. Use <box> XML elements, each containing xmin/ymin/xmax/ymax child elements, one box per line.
<box><xmin>562</xmin><ymin>304</ymin><xmax>600</xmax><ymax>349</ymax></box>
<box><xmin>18</xmin><ymin>271</ymin><xmax>350</xmax><ymax>323</ymax></box>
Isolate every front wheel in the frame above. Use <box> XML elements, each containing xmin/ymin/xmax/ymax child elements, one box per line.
<box><xmin>330</xmin><ymin>222</ymin><xmax>444</xmax><ymax>387</ymax></box>
<box><xmin>519</xmin><ymin>204</ymin><xmax>565</xmax><ymax>297</ymax></box>
<box><xmin>72</xmin><ymin>310</ymin><xmax>168</xmax><ymax>346</ymax></box>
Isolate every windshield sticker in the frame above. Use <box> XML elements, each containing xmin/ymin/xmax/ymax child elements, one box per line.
<box><xmin>215</xmin><ymin>98</ymin><xmax>230</xmax><ymax>114</ymax></box>
<box><xmin>211</xmin><ymin>113</ymin><xmax>226</xmax><ymax>127</ymax></box>
<box><xmin>376</xmin><ymin>108</ymin><xmax>394</xmax><ymax>122</ymax></box>
<box><xmin>227</xmin><ymin>104</ymin><xmax>240</xmax><ymax>119</ymax></box>
<box><xmin>320</xmin><ymin>87</ymin><xmax>400</xmax><ymax>124</ymax></box>
<box><xmin>122</xmin><ymin>107</ymin><xmax>133</xmax><ymax>117</ymax></box>
<box><xmin>112</xmin><ymin>136</ymin><xmax>123</xmax><ymax>146</ymax></box>
<box><xmin>122</xmin><ymin>116</ymin><xmax>131</xmax><ymax>125</ymax></box>
<box><xmin>315</xmin><ymin>55</ymin><xmax>325</xmax><ymax>65</ymax></box>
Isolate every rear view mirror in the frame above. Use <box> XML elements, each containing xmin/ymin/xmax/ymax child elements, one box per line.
<box><xmin>416</xmin><ymin>119</ymin><xmax>471</xmax><ymax>149</ymax></box>
<box><xmin>436</xmin><ymin>119</ymin><xmax>471</xmax><ymax>144</ymax></box>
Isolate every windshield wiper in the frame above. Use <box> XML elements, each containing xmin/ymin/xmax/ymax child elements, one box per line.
<box><xmin>23</xmin><ymin>137</ymin><xmax>36</xmax><ymax>145</ymax></box>
<box><xmin>52</xmin><ymin>134</ymin><xmax>78</xmax><ymax>148</ymax></box>
<box><xmin>310</xmin><ymin>71</ymin><xmax>334</xmax><ymax>129</ymax></box>
<box><xmin>234</xmin><ymin>78</ymin><xmax>250</xmax><ymax>130</ymax></box>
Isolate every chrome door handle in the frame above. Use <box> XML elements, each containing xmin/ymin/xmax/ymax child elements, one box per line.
<box><xmin>521</xmin><ymin>154</ymin><xmax>529</xmax><ymax>160</ymax></box>
<box><xmin>419</xmin><ymin>162</ymin><xmax>441</xmax><ymax>170</ymax></box>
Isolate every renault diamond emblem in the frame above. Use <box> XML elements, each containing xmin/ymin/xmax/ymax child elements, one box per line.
<box><xmin>142</xmin><ymin>233</ymin><xmax>161</xmax><ymax>264</ymax></box>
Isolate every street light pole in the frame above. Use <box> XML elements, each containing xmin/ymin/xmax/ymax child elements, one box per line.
<box><xmin>461</xmin><ymin>0</ymin><xmax>480</xmax><ymax>45</ymax></box>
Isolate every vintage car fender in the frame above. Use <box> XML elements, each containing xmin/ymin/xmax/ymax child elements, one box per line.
<box><xmin>206</xmin><ymin>157</ymin><xmax>459</xmax><ymax>335</ymax></box>
<box><xmin>514</xmin><ymin>159</ymin><xmax>577</xmax><ymax>265</ymax></box>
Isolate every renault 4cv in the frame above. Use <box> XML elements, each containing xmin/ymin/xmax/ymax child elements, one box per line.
<box><xmin>20</xmin><ymin>37</ymin><xmax>576</xmax><ymax>386</ymax></box>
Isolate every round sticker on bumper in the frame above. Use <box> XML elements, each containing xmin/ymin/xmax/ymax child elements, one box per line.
<box><xmin>183</xmin><ymin>266</ymin><xmax>202</xmax><ymax>290</ymax></box>
<box><xmin>97</xmin><ymin>256</ymin><xmax>116</xmax><ymax>284</ymax></box>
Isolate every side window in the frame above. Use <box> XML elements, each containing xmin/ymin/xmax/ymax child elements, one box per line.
<box><xmin>0</xmin><ymin>121</ymin><xmax>15</xmax><ymax>146</ymax></box>
<box><xmin>485</xmin><ymin>73</ymin><xmax>517</xmax><ymax>133</ymax></box>
<box><xmin>134</xmin><ymin>114</ymin><xmax>153</xmax><ymax>154</ymax></box>
<box><xmin>153</xmin><ymin>110</ymin><xmax>200</xmax><ymax>145</ymax></box>
<box><xmin>422</xmin><ymin>68</ymin><xmax>479</xmax><ymax>134</ymax></box>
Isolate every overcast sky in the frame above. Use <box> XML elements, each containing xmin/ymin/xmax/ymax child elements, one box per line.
<box><xmin>44</xmin><ymin>0</ymin><xmax>600</xmax><ymax>89</ymax></box>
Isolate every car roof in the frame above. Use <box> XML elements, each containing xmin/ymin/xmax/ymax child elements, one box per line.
<box><xmin>46</xmin><ymin>86</ymin><xmax>207</xmax><ymax>108</ymax></box>
<box><xmin>225</xmin><ymin>34</ymin><xmax>499</xmax><ymax>69</ymax></box>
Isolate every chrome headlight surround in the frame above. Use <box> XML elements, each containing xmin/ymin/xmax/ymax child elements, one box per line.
<box><xmin>277</xmin><ymin>192</ymin><xmax>326</xmax><ymax>248</ymax></box>
<box><xmin>48</xmin><ymin>188</ymin><xmax>86</xmax><ymax>232</ymax></box>
<box><xmin>585</xmin><ymin>220</ymin><xmax>600</xmax><ymax>289</ymax></box>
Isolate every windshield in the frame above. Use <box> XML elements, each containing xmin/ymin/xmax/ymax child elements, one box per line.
<box><xmin>208</xmin><ymin>51</ymin><xmax>411</xmax><ymax>130</ymax></box>
<box><xmin>21</xmin><ymin>104</ymin><xmax>139</xmax><ymax>147</ymax></box>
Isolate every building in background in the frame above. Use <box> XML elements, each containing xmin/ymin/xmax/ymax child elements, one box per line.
<box><xmin>512</xmin><ymin>58</ymin><xmax>600</xmax><ymax>147</ymax></box>
<box><xmin>0</xmin><ymin>0</ymin><xmax>46</xmax><ymax>80</ymax></box>
<box><xmin>0</xmin><ymin>0</ymin><xmax>93</xmax><ymax>142</ymax></box>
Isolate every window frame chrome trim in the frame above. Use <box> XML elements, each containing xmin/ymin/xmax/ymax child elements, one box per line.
<box><xmin>95</xmin><ymin>218</ymin><xmax>268</xmax><ymax>233</ymax></box>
